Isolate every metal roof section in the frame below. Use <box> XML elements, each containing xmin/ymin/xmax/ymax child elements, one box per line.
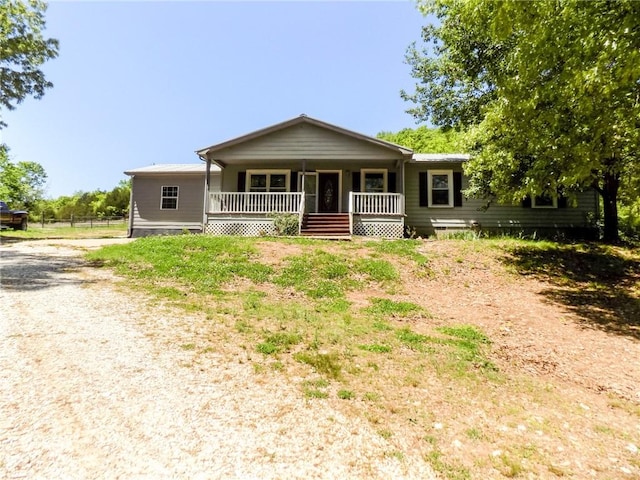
<box><xmin>124</xmin><ymin>164</ymin><xmax>218</xmax><ymax>175</ymax></box>
<box><xmin>411</xmin><ymin>153</ymin><xmax>470</xmax><ymax>162</ymax></box>
<box><xmin>195</xmin><ymin>114</ymin><xmax>415</xmax><ymax>159</ymax></box>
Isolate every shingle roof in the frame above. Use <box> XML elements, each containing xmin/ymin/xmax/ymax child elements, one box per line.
<box><xmin>411</xmin><ymin>153</ymin><xmax>470</xmax><ymax>162</ymax></box>
<box><xmin>124</xmin><ymin>164</ymin><xmax>218</xmax><ymax>175</ymax></box>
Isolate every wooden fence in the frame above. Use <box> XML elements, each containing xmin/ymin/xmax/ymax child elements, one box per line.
<box><xmin>31</xmin><ymin>215</ymin><xmax>127</xmax><ymax>228</ymax></box>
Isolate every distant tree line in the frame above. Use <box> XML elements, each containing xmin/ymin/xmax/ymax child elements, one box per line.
<box><xmin>0</xmin><ymin>146</ymin><xmax>130</xmax><ymax>220</ymax></box>
<box><xmin>36</xmin><ymin>180</ymin><xmax>131</xmax><ymax>220</ymax></box>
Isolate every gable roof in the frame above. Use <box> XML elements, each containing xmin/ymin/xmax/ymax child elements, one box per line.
<box><xmin>195</xmin><ymin>114</ymin><xmax>414</xmax><ymax>159</ymax></box>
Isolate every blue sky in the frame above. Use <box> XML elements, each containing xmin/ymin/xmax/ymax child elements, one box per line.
<box><xmin>1</xmin><ymin>1</ymin><xmax>429</xmax><ymax>198</ymax></box>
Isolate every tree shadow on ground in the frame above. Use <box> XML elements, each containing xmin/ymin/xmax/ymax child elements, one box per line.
<box><xmin>0</xmin><ymin>248</ymin><xmax>91</xmax><ymax>291</ymax></box>
<box><xmin>500</xmin><ymin>243</ymin><xmax>640</xmax><ymax>340</ymax></box>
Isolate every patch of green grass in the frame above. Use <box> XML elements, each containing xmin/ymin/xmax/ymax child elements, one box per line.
<box><xmin>358</xmin><ymin>343</ymin><xmax>392</xmax><ymax>353</ymax></box>
<box><xmin>180</xmin><ymin>343</ymin><xmax>196</xmax><ymax>351</ymax></box>
<box><xmin>396</xmin><ymin>325</ymin><xmax>498</xmax><ymax>375</ymax></box>
<box><xmin>257</xmin><ymin>331</ymin><xmax>302</xmax><ymax>355</ymax></box>
<box><xmin>87</xmin><ymin>236</ymin><xmax>273</xmax><ymax>294</ymax></box>
<box><xmin>243</xmin><ymin>291</ymin><xmax>266</xmax><ymax>311</ymax></box>
<box><xmin>436</xmin><ymin>325</ymin><xmax>491</xmax><ymax>345</ymax></box>
<box><xmin>364</xmin><ymin>298</ymin><xmax>424</xmax><ymax>317</ymax></box>
<box><xmin>396</xmin><ymin>328</ymin><xmax>435</xmax><ymax>351</ymax></box>
<box><xmin>354</xmin><ymin>258</ymin><xmax>398</xmax><ymax>282</ymax></box>
<box><xmin>362</xmin><ymin>392</ymin><xmax>380</xmax><ymax>402</ymax></box>
<box><xmin>498</xmin><ymin>453</ymin><xmax>524</xmax><ymax>478</ymax></box>
<box><xmin>425</xmin><ymin>449</ymin><xmax>471</xmax><ymax>480</ymax></box>
<box><xmin>465</xmin><ymin>428</ymin><xmax>484</xmax><ymax>440</ymax></box>
<box><xmin>154</xmin><ymin>286</ymin><xmax>186</xmax><ymax>300</ymax></box>
<box><xmin>294</xmin><ymin>351</ymin><xmax>343</xmax><ymax>379</ymax></box>
<box><xmin>364</xmin><ymin>239</ymin><xmax>429</xmax><ymax>267</ymax></box>
<box><xmin>337</xmin><ymin>389</ymin><xmax>355</xmax><ymax>400</ymax></box>
<box><xmin>372</xmin><ymin>320</ymin><xmax>393</xmax><ymax>331</ymax></box>
<box><xmin>274</xmin><ymin>250</ymin><xmax>353</xmax><ymax>298</ymax></box>
<box><xmin>256</xmin><ymin>342</ymin><xmax>279</xmax><ymax>355</ymax></box>
<box><xmin>304</xmin><ymin>389</ymin><xmax>329</xmax><ymax>399</ymax></box>
<box><xmin>1</xmin><ymin>224</ymin><xmax>127</xmax><ymax>240</ymax></box>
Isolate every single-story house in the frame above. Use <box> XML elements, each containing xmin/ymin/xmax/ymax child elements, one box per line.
<box><xmin>125</xmin><ymin>115</ymin><xmax>598</xmax><ymax>238</ymax></box>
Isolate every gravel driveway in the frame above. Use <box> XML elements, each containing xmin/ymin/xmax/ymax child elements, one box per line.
<box><xmin>0</xmin><ymin>239</ymin><xmax>435</xmax><ymax>479</ymax></box>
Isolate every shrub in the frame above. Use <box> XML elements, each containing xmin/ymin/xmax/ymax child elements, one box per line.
<box><xmin>271</xmin><ymin>213</ymin><xmax>299</xmax><ymax>236</ymax></box>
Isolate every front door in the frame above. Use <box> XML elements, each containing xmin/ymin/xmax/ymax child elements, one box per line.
<box><xmin>318</xmin><ymin>172</ymin><xmax>340</xmax><ymax>213</ymax></box>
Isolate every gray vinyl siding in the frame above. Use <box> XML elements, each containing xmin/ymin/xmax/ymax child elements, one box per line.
<box><xmin>130</xmin><ymin>174</ymin><xmax>209</xmax><ymax>235</ymax></box>
<box><xmin>212</xmin><ymin>123</ymin><xmax>402</xmax><ymax>162</ymax></box>
<box><xmin>221</xmin><ymin>162</ymin><xmax>399</xmax><ymax>213</ymax></box>
<box><xmin>405</xmin><ymin>163</ymin><xmax>598</xmax><ymax>235</ymax></box>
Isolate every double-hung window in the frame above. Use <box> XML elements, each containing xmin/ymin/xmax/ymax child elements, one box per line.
<box><xmin>161</xmin><ymin>186</ymin><xmax>179</xmax><ymax>209</ymax></box>
<box><xmin>361</xmin><ymin>169</ymin><xmax>387</xmax><ymax>193</ymax></box>
<box><xmin>246</xmin><ymin>170</ymin><xmax>290</xmax><ymax>193</ymax></box>
<box><xmin>532</xmin><ymin>194</ymin><xmax>558</xmax><ymax>208</ymax></box>
<box><xmin>428</xmin><ymin>170</ymin><xmax>453</xmax><ymax>207</ymax></box>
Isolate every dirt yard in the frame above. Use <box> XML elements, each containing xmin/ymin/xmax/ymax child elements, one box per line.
<box><xmin>1</xmin><ymin>236</ymin><xmax>638</xmax><ymax>479</ymax></box>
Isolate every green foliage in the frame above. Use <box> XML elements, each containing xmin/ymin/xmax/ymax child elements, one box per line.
<box><xmin>405</xmin><ymin>0</ymin><xmax>640</xmax><ymax>242</ymax></box>
<box><xmin>377</xmin><ymin>126</ymin><xmax>466</xmax><ymax>153</ymax></box>
<box><xmin>0</xmin><ymin>145</ymin><xmax>47</xmax><ymax>209</ymax></box>
<box><xmin>34</xmin><ymin>179</ymin><xmax>131</xmax><ymax>219</ymax></box>
<box><xmin>337</xmin><ymin>389</ymin><xmax>355</xmax><ymax>400</ymax></box>
<box><xmin>358</xmin><ymin>344</ymin><xmax>392</xmax><ymax>354</ymax></box>
<box><xmin>294</xmin><ymin>351</ymin><xmax>342</xmax><ymax>379</ymax></box>
<box><xmin>270</xmin><ymin>213</ymin><xmax>299</xmax><ymax>236</ymax></box>
<box><xmin>353</xmin><ymin>258</ymin><xmax>398</xmax><ymax>282</ymax></box>
<box><xmin>0</xmin><ymin>0</ymin><xmax>59</xmax><ymax>129</ymax></box>
<box><xmin>396</xmin><ymin>325</ymin><xmax>497</xmax><ymax>373</ymax></box>
<box><xmin>364</xmin><ymin>298</ymin><xmax>423</xmax><ymax>318</ymax></box>
<box><xmin>257</xmin><ymin>332</ymin><xmax>302</xmax><ymax>355</ymax></box>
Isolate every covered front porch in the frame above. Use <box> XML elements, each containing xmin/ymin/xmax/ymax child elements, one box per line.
<box><xmin>195</xmin><ymin>115</ymin><xmax>413</xmax><ymax>238</ymax></box>
<box><xmin>204</xmin><ymin>189</ymin><xmax>405</xmax><ymax>238</ymax></box>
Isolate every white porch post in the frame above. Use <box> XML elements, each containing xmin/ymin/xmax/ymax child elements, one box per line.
<box><xmin>202</xmin><ymin>158</ymin><xmax>211</xmax><ymax>229</ymax></box>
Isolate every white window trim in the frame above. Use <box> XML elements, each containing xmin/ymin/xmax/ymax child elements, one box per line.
<box><xmin>360</xmin><ymin>168</ymin><xmax>388</xmax><ymax>193</ymax></box>
<box><xmin>427</xmin><ymin>170</ymin><xmax>454</xmax><ymax>208</ymax></box>
<box><xmin>532</xmin><ymin>194</ymin><xmax>558</xmax><ymax>209</ymax></box>
<box><xmin>245</xmin><ymin>169</ymin><xmax>291</xmax><ymax>192</ymax></box>
<box><xmin>160</xmin><ymin>185</ymin><xmax>179</xmax><ymax>210</ymax></box>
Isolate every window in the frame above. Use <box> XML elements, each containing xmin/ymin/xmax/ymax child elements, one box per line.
<box><xmin>161</xmin><ymin>186</ymin><xmax>178</xmax><ymax>209</ymax></box>
<box><xmin>428</xmin><ymin>170</ymin><xmax>454</xmax><ymax>207</ymax></box>
<box><xmin>360</xmin><ymin>169</ymin><xmax>387</xmax><ymax>193</ymax></box>
<box><xmin>532</xmin><ymin>194</ymin><xmax>558</xmax><ymax>208</ymax></box>
<box><xmin>246</xmin><ymin>170</ymin><xmax>290</xmax><ymax>192</ymax></box>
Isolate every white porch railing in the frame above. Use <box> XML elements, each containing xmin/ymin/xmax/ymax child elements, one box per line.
<box><xmin>209</xmin><ymin>192</ymin><xmax>303</xmax><ymax>214</ymax></box>
<box><xmin>349</xmin><ymin>192</ymin><xmax>405</xmax><ymax>215</ymax></box>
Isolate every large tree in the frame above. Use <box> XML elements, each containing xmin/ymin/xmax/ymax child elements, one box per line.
<box><xmin>377</xmin><ymin>126</ymin><xmax>465</xmax><ymax>153</ymax></box>
<box><xmin>0</xmin><ymin>0</ymin><xmax>58</xmax><ymax>128</ymax></box>
<box><xmin>403</xmin><ymin>0</ymin><xmax>640</xmax><ymax>242</ymax></box>
<box><xmin>0</xmin><ymin>144</ymin><xmax>47</xmax><ymax>208</ymax></box>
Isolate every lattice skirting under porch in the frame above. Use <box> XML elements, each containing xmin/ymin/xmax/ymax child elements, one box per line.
<box><xmin>352</xmin><ymin>216</ymin><xmax>404</xmax><ymax>238</ymax></box>
<box><xmin>204</xmin><ymin>219</ymin><xmax>275</xmax><ymax>236</ymax></box>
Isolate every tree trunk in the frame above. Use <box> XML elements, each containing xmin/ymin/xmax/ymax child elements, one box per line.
<box><xmin>601</xmin><ymin>169</ymin><xmax>620</xmax><ymax>243</ymax></box>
